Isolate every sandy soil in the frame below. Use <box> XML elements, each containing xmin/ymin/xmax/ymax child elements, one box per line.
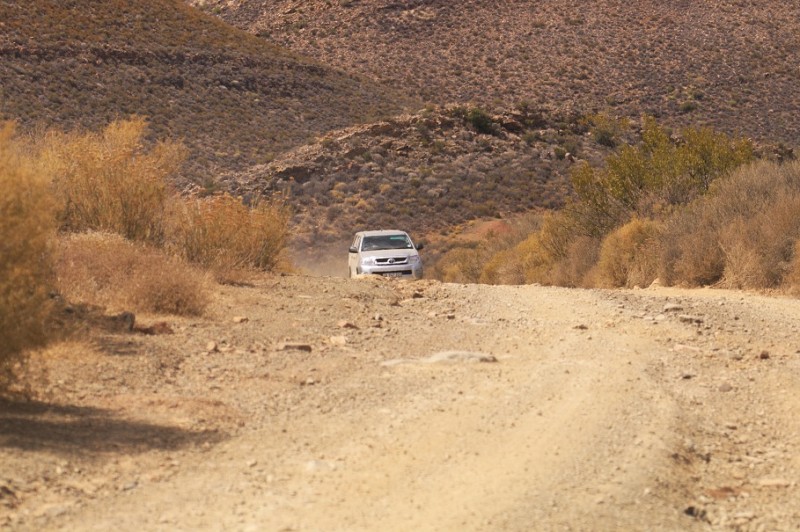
<box><xmin>2</xmin><ymin>275</ymin><xmax>799</xmax><ymax>531</ymax></box>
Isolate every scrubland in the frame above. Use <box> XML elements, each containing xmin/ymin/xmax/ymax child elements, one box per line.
<box><xmin>435</xmin><ymin>118</ymin><xmax>800</xmax><ymax>294</ymax></box>
<box><xmin>0</xmin><ymin>120</ymin><xmax>288</xmax><ymax>391</ymax></box>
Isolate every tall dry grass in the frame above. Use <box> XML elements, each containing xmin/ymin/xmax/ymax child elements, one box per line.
<box><xmin>56</xmin><ymin>232</ymin><xmax>210</xmax><ymax>316</ymax></box>
<box><xmin>168</xmin><ymin>194</ymin><xmax>291</xmax><ymax>283</ymax></box>
<box><xmin>1</xmin><ymin>118</ymin><xmax>293</xmax><ymax>390</ymax></box>
<box><xmin>436</xmin><ymin>245</ymin><xmax>488</xmax><ymax>283</ymax></box>
<box><xmin>43</xmin><ymin>117</ymin><xmax>187</xmax><ymax>244</ymax></box>
<box><xmin>0</xmin><ymin>123</ymin><xmax>57</xmax><ymax>387</ymax></box>
<box><xmin>596</xmin><ymin>219</ymin><xmax>661</xmax><ymax>288</ymax></box>
<box><xmin>784</xmin><ymin>241</ymin><xmax>800</xmax><ymax>295</ymax></box>
<box><xmin>661</xmin><ymin>160</ymin><xmax>800</xmax><ymax>288</ymax></box>
<box><xmin>40</xmin><ymin>118</ymin><xmax>291</xmax><ymax>282</ymax></box>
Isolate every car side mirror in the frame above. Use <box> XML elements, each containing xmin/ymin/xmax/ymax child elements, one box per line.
<box><xmin>415</xmin><ymin>242</ymin><xmax>424</xmax><ymax>250</ymax></box>
<box><xmin>349</xmin><ymin>246</ymin><xmax>358</xmax><ymax>253</ymax></box>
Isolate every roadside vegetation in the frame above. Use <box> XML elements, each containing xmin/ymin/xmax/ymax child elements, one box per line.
<box><xmin>0</xmin><ymin>119</ymin><xmax>289</xmax><ymax>391</ymax></box>
<box><xmin>0</xmin><ymin>123</ymin><xmax>56</xmax><ymax>389</ymax></box>
<box><xmin>169</xmin><ymin>193</ymin><xmax>290</xmax><ymax>283</ymax></box>
<box><xmin>435</xmin><ymin>117</ymin><xmax>800</xmax><ymax>294</ymax></box>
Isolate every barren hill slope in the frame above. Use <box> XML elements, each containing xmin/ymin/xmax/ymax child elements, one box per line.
<box><xmin>0</xmin><ymin>0</ymin><xmax>414</xmax><ymax>184</ymax></box>
<box><xmin>193</xmin><ymin>0</ymin><xmax>800</xmax><ymax>147</ymax></box>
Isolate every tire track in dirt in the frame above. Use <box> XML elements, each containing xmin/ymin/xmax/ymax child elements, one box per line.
<box><xmin>4</xmin><ymin>278</ymin><xmax>799</xmax><ymax>530</ymax></box>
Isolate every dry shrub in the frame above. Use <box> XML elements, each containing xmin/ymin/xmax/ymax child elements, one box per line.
<box><xmin>556</xmin><ymin>235</ymin><xmax>602</xmax><ymax>288</ymax></box>
<box><xmin>0</xmin><ymin>123</ymin><xmax>57</xmax><ymax>388</ymax></box>
<box><xmin>56</xmin><ymin>232</ymin><xmax>209</xmax><ymax>316</ymax></box>
<box><xmin>660</xmin><ymin>160</ymin><xmax>800</xmax><ymax>288</ymax></box>
<box><xmin>719</xmin><ymin>194</ymin><xmax>800</xmax><ymax>289</ymax></box>
<box><xmin>468</xmin><ymin>212</ymin><xmax>595</xmax><ymax>286</ymax></box>
<box><xmin>480</xmin><ymin>247</ymin><xmax>525</xmax><ymax>284</ymax></box>
<box><xmin>434</xmin><ymin>215</ymin><xmax>543</xmax><ymax>284</ymax></box>
<box><xmin>596</xmin><ymin>219</ymin><xmax>661</xmax><ymax>288</ymax></box>
<box><xmin>436</xmin><ymin>246</ymin><xmax>486</xmax><ymax>283</ymax></box>
<box><xmin>513</xmin><ymin>234</ymin><xmax>554</xmax><ymax>284</ymax></box>
<box><xmin>169</xmin><ymin>194</ymin><xmax>290</xmax><ymax>283</ymax></box>
<box><xmin>43</xmin><ymin>118</ymin><xmax>186</xmax><ymax>244</ymax></box>
<box><xmin>784</xmin><ymin>241</ymin><xmax>800</xmax><ymax>295</ymax></box>
<box><xmin>658</xmin><ymin>202</ymin><xmax>725</xmax><ymax>286</ymax></box>
<box><xmin>515</xmin><ymin>214</ymin><xmax>599</xmax><ymax>287</ymax></box>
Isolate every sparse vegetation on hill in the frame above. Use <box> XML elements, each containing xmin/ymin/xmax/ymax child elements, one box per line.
<box><xmin>197</xmin><ymin>0</ymin><xmax>800</xmax><ymax>147</ymax></box>
<box><xmin>0</xmin><ymin>0</ymin><xmax>412</xmax><ymax>186</ymax></box>
<box><xmin>227</xmin><ymin>105</ymin><xmax>608</xmax><ymax>247</ymax></box>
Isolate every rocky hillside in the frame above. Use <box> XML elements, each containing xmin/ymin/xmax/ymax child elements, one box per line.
<box><xmin>0</xmin><ymin>0</ymin><xmax>414</xmax><ymax>184</ymax></box>
<box><xmin>6</xmin><ymin>1</ymin><xmax>799</xmax><ymax>251</ymax></box>
<box><xmin>222</xmin><ymin>105</ymin><xmax>619</xmax><ymax>247</ymax></box>
<box><xmin>192</xmin><ymin>0</ymin><xmax>800</xmax><ymax>147</ymax></box>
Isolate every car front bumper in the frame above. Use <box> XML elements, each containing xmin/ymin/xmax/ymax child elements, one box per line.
<box><xmin>359</xmin><ymin>264</ymin><xmax>423</xmax><ymax>279</ymax></box>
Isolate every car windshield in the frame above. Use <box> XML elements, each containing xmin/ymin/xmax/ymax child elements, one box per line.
<box><xmin>361</xmin><ymin>234</ymin><xmax>413</xmax><ymax>251</ymax></box>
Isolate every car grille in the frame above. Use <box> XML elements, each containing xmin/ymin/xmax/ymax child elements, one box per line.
<box><xmin>375</xmin><ymin>257</ymin><xmax>409</xmax><ymax>265</ymax></box>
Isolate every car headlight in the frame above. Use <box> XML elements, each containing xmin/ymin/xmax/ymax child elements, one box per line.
<box><xmin>359</xmin><ymin>257</ymin><xmax>376</xmax><ymax>266</ymax></box>
<box><xmin>409</xmin><ymin>255</ymin><xmax>420</xmax><ymax>263</ymax></box>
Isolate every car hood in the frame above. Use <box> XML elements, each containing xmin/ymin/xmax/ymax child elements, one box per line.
<box><xmin>359</xmin><ymin>249</ymin><xmax>419</xmax><ymax>259</ymax></box>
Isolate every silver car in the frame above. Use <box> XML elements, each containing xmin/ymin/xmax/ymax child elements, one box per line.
<box><xmin>348</xmin><ymin>230</ymin><xmax>424</xmax><ymax>279</ymax></box>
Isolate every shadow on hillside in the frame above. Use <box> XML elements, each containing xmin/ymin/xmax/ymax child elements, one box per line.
<box><xmin>0</xmin><ymin>398</ymin><xmax>225</xmax><ymax>454</ymax></box>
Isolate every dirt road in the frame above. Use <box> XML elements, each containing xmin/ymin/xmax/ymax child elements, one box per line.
<box><xmin>2</xmin><ymin>276</ymin><xmax>799</xmax><ymax>530</ymax></box>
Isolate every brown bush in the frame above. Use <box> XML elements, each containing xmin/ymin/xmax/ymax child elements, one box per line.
<box><xmin>596</xmin><ymin>219</ymin><xmax>661</xmax><ymax>288</ymax></box>
<box><xmin>659</xmin><ymin>160</ymin><xmax>800</xmax><ymax>288</ymax></box>
<box><xmin>168</xmin><ymin>194</ymin><xmax>291</xmax><ymax>283</ymax></box>
<box><xmin>480</xmin><ymin>247</ymin><xmax>525</xmax><ymax>285</ymax></box>
<box><xmin>657</xmin><ymin>202</ymin><xmax>725</xmax><ymax>286</ymax></box>
<box><xmin>511</xmin><ymin>234</ymin><xmax>553</xmax><ymax>284</ymax></box>
<box><xmin>0</xmin><ymin>123</ymin><xmax>57</xmax><ymax>388</ymax></box>
<box><xmin>783</xmin><ymin>241</ymin><xmax>800</xmax><ymax>295</ymax></box>
<box><xmin>432</xmin><ymin>215</ymin><xmax>544</xmax><ymax>285</ymax></box>
<box><xmin>56</xmin><ymin>232</ymin><xmax>209</xmax><ymax>316</ymax></box>
<box><xmin>515</xmin><ymin>214</ymin><xmax>599</xmax><ymax>287</ymax></box>
<box><xmin>43</xmin><ymin>118</ymin><xmax>186</xmax><ymax>244</ymax></box>
<box><xmin>555</xmin><ymin>236</ymin><xmax>602</xmax><ymax>288</ymax></box>
<box><xmin>435</xmin><ymin>246</ymin><xmax>487</xmax><ymax>284</ymax></box>
<box><xmin>719</xmin><ymin>193</ymin><xmax>800</xmax><ymax>289</ymax></box>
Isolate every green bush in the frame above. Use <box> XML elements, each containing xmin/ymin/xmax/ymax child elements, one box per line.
<box><xmin>585</xmin><ymin>112</ymin><xmax>629</xmax><ymax>148</ymax></box>
<box><xmin>466</xmin><ymin>108</ymin><xmax>495</xmax><ymax>135</ymax></box>
<box><xmin>570</xmin><ymin>116</ymin><xmax>753</xmax><ymax>236</ymax></box>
